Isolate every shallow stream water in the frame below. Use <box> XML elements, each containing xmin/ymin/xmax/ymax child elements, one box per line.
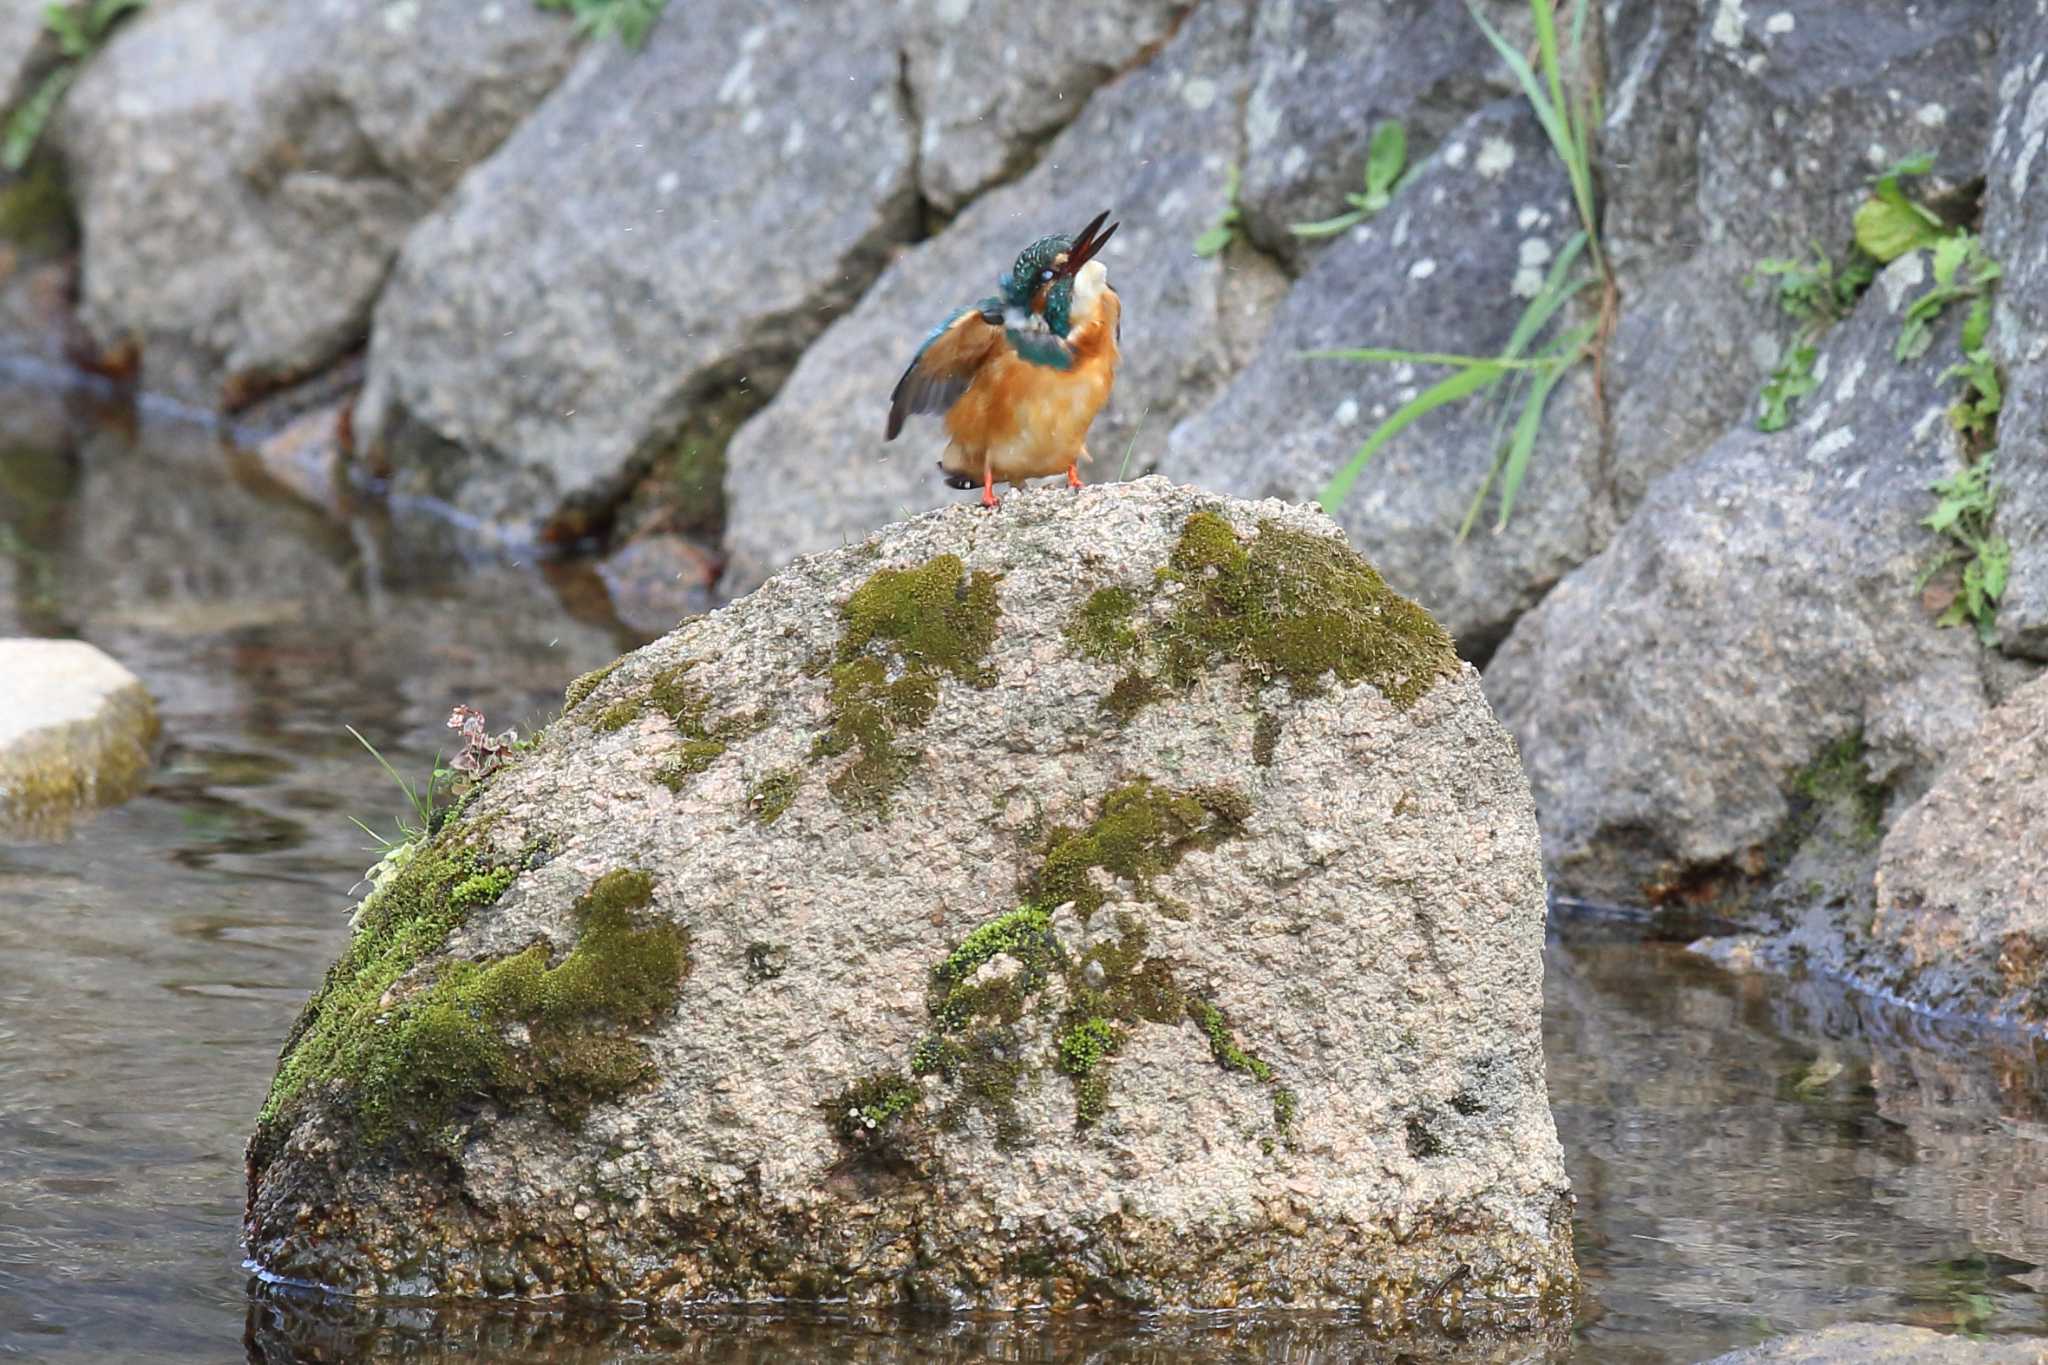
<box><xmin>3</xmin><ymin>388</ymin><xmax>2046</xmax><ymax>1362</ymax></box>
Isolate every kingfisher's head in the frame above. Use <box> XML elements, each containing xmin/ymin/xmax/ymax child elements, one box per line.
<box><xmin>997</xmin><ymin>210</ymin><xmax>1118</xmax><ymax>337</ymax></box>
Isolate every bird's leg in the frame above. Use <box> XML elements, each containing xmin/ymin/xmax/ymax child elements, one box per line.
<box><xmin>1066</xmin><ymin>463</ymin><xmax>1084</xmax><ymax>490</ymax></box>
<box><xmin>980</xmin><ymin>452</ymin><xmax>999</xmax><ymax>510</ymax></box>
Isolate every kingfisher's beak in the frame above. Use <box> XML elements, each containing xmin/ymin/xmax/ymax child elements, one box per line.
<box><xmin>1059</xmin><ymin>210</ymin><xmax>1118</xmax><ymax>276</ymax></box>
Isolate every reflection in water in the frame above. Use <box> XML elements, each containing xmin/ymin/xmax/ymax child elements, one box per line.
<box><xmin>3</xmin><ymin>390</ymin><xmax>2045</xmax><ymax>1362</ymax></box>
<box><xmin>242</xmin><ymin>1289</ymin><xmax>1567</xmax><ymax>1364</ymax></box>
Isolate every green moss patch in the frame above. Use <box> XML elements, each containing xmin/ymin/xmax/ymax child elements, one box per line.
<box><xmin>1030</xmin><ymin>780</ymin><xmax>1249</xmax><ymax>920</ymax></box>
<box><xmin>810</xmin><ymin>555</ymin><xmax>1002</xmax><ymax>811</ymax></box>
<box><xmin>1789</xmin><ymin>731</ymin><xmax>1887</xmax><ymax>848</ymax></box>
<box><xmin>747</xmin><ymin>769</ymin><xmax>801</xmax><ymax>825</ymax></box>
<box><xmin>260</xmin><ymin>861</ymin><xmax>688</xmax><ymax>1151</ymax></box>
<box><xmin>1066</xmin><ymin>511</ymin><xmax>1458</xmax><ymax>723</ymax></box>
<box><xmin>594</xmin><ymin>660</ymin><xmax>763</xmax><ymax>791</ymax></box>
<box><xmin>1068</xmin><ymin>586</ymin><xmax>1141</xmax><ymax>661</ymax></box>
<box><xmin>827</xmin><ymin>1071</ymin><xmax>921</xmax><ymax>1145</ymax></box>
<box><xmin>563</xmin><ymin>659</ymin><xmax>623</xmax><ymax>712</ymax></box>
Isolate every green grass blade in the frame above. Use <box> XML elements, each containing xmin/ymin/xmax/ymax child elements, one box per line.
<box><xmin>1116</xmin><ymin>406</ymin><xmax>1151</xmax><ymax>481</ymax></box>
<box><xmin>1500</xmin><ymin>230</ymin><xmax>1590</xmax><ymax>359</ymax></box>
<box><xmin>1494</xmin><ymin>321</ymin><xmax>1594</xmax><ymax>528</ymax></box>
<box><xmin>1532</xmin><ymin>0</ymin><xmax>1568</xmax><ymax>147</ymax></box>
<box><xmin>347</xmin><ymin>723</ymin><xmax>425</xmax><ymax>826</ymax></box>
<box><xmin>1460</xmin><ymin>370</ymin><xmax>1534</xmax><ymax>539</ymax></box>
<box><xmin>1289</xmin><ymin>209</ymin><xmax>1367</xmax><ymax>238</ymax></box>
<box><xmin>1320</xmin><ymin>362</ymin><xmax>1506</xmax><ymax>513</ymax></box>
<box><xmin>1470</xmin><ymin>5</ymin><xmax>1572</xmax><ymax>169</ymax></box>
<box><xmin>2</xmin><ymin>65</ymin><xmax>73</xmax><ymax>172</ymax></box>
<box><xmin>1303</xmin><ymin>345</ymin><xmax>1559</xmax><ymax>370</ymax></box>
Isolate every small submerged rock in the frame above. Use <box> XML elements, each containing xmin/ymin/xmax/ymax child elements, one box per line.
<box><xmin>0</xmin><ymin>637</ymin><xmax>157</xmax><ymax>833</ymax></box>
<box><xmin>244</xmin><ymin>479</ymin><xmax>1573</xmax><ymax>1333</ymax></box>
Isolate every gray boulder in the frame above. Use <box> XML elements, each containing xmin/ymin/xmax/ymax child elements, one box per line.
<box><xmin>1857</xmin><ymin>670</ymin><xmax>2048</xmax><ymax>1026</ymax></box>
<box><xmin>1983</xmin><ymin>0</ymin><xmax>2048</xmax><ymax>657</ymax></box>
<box><xmin>1236</xmin><ymin>0</ymin><xmax>1521</xmax><ymax>271</ymax></box>
<box><xmin>1162</xmin><ymin>99</ymin><xmax>1598</xmax><ymax>657</ymax></box>
<box><xmin>53</xmin><ymin>0</ymin><xmax>579</xmax><ymax>405</ymax></box>
<box><xmin>903</xmin><ymin>0</ymin><xmax>1191</xmax><ymax>213</ymax></box>
<box><xmin>1484</xmin><ymin>258</ymin><xmax>2000</xmax><ymax>915</ymax></box>
<box><xmin>244</xmin><ymin>479</ymin><xmax>1574</xmax><ymax>1329</ymax></box>
<box><xmin>353</xmin><ymin>4</ymin><xmax>917</xmax><ymax>543</ymax></box>
<box><xmin>720</xmin><ymin>0</ymin><xmax>1284</xmax><ymax>597</ymax></box>
<box><xmin>1701</xmin><ymin>1324</ymin><xmax>2048</xmax><ymax>1364</ymax></box>
<box><xmin>1599</xmin><ymin>0</ymin><xmax>2000</xmax><ymax>530</ymax></box>
<box><xmin>0</xmin><ymin>637</ymin><xmax>156</xmax><ymax>834</ymax></box>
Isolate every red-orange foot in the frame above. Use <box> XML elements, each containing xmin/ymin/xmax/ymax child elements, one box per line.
<box><xmin>980</xmin><ymin>465</ymin><xmax>1000</xmax><ymax>509</ymax></box>
<box><xmin>1066</xmin><ymin>464</ymin><xmax>1083</xmax><ymax>490</ymax></box>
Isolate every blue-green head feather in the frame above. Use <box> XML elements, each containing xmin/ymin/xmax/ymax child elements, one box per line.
<box><xmin>997</xmin><ymin>233</ymin><xmax>1074</xmax><ymax>321</ymax></box>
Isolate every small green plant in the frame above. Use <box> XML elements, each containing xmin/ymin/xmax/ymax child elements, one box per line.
<box><xmin>1290</xmin><ymin>121</ymin><xmax>1411</xmax><ymax>237</ymax></box>
<box><xmin>1751</xmin><ymin>246</ymin><xmax>1875</xmax><ymax>327</ymax></box>
<box><xmin>1746</xmin><ymin>245</ymin><xmax>1874</xmax><ymax>430</ymax></box>
<box><xmin>1943</xmin><ymin>344</ymin><xmax>2001</xmax><ymax>448</ymax></box>
<box><xmin>3</xmin><ymin>0</ymin><xmax>147</xmax><ymax>172</ymax></box>
<box><xmin>535</xmin><ymin>0</ymin><xmax>667</xmax><ymax>48</ymax></box>
<box><xmin>345</xmin><ymin>725</ymin><xmax>453</xmax><ymax>852</ymax></box>
<box><xmin>1896</xmin><ymin>232</ymin><xmax>1999</xmax><ymax>362</ymax></box>
<box><xmin>1756</xmin><ymin>343</ymin><xmax>1819</xmax><ymax>433</ymax></box>
<box><xmin>1853</xmin><ymin>153</ymin><xmax>1951</xmax><ymax>264</ymax></box>
<box><xmin>1918</xmin><ymin>457</ymin><xmax>2009</xmax><ymax>646</ymax></box>
<box><xmin>1192</xmin><ymin>165</ymin><xmax>1242</xmax><ymax>258</ymax></box>
<box><xmin>1311</xmin><ymin>0</ymin><xmax>1613</xmax><ymax>535</ymax></box>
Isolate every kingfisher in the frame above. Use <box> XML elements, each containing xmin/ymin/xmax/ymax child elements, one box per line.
<box><xmin>886</xmin><ymin>210</ymin><xmax>1122</xmax><ymax>509</ymax></box>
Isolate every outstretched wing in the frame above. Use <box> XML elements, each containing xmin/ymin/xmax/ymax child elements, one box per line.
<box><xmin>886</xmin><ymin>298</ymin><xmax>1004</xmax><ymax>439</ymax></box>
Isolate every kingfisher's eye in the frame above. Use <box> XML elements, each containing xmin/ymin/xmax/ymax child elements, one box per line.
<box><xmin>1041</xmin><ymin>269</ymin><xmax>1054</xmax><ymax>281</ymax></box>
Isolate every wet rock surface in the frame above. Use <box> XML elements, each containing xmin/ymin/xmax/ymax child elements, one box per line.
<box><xmin>244</xmin><ymin>480</ymin><xmax>1573</xmax><ymax>1327</ymax></box>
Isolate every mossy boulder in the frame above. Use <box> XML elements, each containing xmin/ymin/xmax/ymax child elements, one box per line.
<box><xmin>0</xmin><ymin>638</ymin><xmax>157</xmax><ymax>835</ymax></box>
<box><xmin>244</xmin><ymin>479</ymin><xmax>1572</xmax><ymax>1337</ymax></box>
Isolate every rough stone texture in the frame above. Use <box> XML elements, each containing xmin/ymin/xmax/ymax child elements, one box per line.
<box><xmin>903</xmin><ymin>0</ymin><xmax>1191</xmax><ymax>213</ymax></box>
<box><xmin>1162</xmin><ymin>99</ymin><xmax>1598</xmax><ymax>658</ymax></box>
<box><xmin>0</xmin><ymin>637</ymin><xmax>157</xmax><ymax>833</ymax></box>
<box><xmin>245</xmin><ymin>479</ymin><xmax>1573</xmax><ymax>1331</ymax></box>
<box><xmin>353</xmin><ymin>4</ymin><xmax>916</xmax><ymax>542</ymax></box>
<box><xmin>1235</xmin><ymin>0</ymin><xmax>1521</xmax><ymax>271</ymax></box>
<box><xmin>1485</xmin><ymin>260</ymin><xmax>2001</xmax><ymax>915</ymax></box>
<box><xmin>1701</xmin><ymin>1324</ymin><xmax>2048</xmax><ymax>1364</ymax></box>
<box><xmin>1598</xmin><ymin>0</ymin><xmax>2000</xmax><ymax>528</ymax></box>
<box><xmin>1984</xmin><ymin>0</ymin><xmax>2048</xmax><ymax>657</ymax></box>
<box><xmin>720</xmin><ymin>0</ymin><xmax>1285</xmax><ymax>597</ymax></box>
<box><xmin>52</xmin><ymin>0</ymin><xmax>579</xmax><ymax>406</ymax></box>
<box><xmin>1855</xmin><ymin>671</ymin><xmax>2048</xmax><ymax>1027</ymax></box>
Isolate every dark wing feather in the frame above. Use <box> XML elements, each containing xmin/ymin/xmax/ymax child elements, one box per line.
<box><xmin>886</xmin><ymin>299</ymin><xmax>1004</xmax><ymax>439</ymax></box>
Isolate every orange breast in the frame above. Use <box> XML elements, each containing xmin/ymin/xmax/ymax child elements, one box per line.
<box><xmin>944</xmin><ymin>293</ymin><xmax>1121</xmax><ymax>483</ymax></box>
